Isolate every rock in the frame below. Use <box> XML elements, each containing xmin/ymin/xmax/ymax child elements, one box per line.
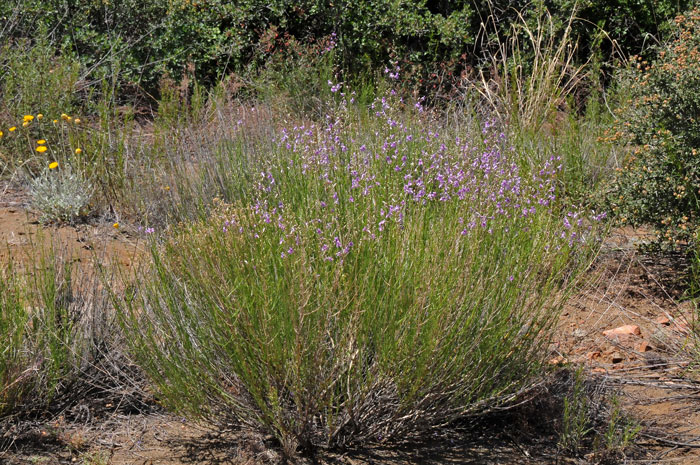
<box><xmin>549</xmin><ymin>356</ymin><xmax>567</xmax><ymax>366</ymax></box>
<box><xmin>585</xmin><ymin>351</ymin><xmax>601</xmax><ymax>360</ymax></box>
<box><xmin>654</xmin><ymin>315</ymin><xmax>671</xmax><ymax>326</ymax></box>
<box><xmin>611</xmin><ymin>352</ymin><xmax>624</xmax><ymax>364</ymax></box>
<box><xmin>636</xmin><ymin>340</ymin><xmax>651</xmax><ymax>352</ymax></box>
<box><xmin>572</xmin><ymin>329</ymin><xmax>587</xmax><ymax>338</ymax></box>
<box><xmin>606</xmin><ymin>333</ymin><xmax>638</xmax><ymax>347</ymax></box>
<box><xmin>603</xmin><ymin>324</ymin><xmax>641</xmax><ymax>338</ymax></box>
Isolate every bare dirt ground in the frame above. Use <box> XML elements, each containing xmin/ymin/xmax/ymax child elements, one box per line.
<box><xmin>0</xmin><ymin>182</ymin><xmax>141</xmax><ymax>272</ymax></box>
<box><xmin>1</xmin><ymin>185</ymin><xmax>699</xmax><ymax>464</ymax></box>
<box><xmin>554</xmin><ymin>228</ymin><xmax>700</xmax><ymax>464</ymax></box>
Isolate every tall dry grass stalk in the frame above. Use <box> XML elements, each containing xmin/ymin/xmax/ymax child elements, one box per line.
<box><xmin>474</xmin><ymin>5</ymin><xmax>589</xmax><ymax>131</ymax></box>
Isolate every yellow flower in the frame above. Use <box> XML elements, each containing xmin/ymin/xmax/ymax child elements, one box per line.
<box><xmin>74</xmin><ymin>118</ymin><xmax>81</xmax><ymax>124</ymax></box>
<box><xmin>61</xmin><ymin>113</ymin><xmax>69</xmax><ymax>120</ymax></box>
<box><xmin>113</xmin><ymin>222</ymin><xmax>119</xmax><ymax>229</ymax></box>
<box><xmin>23</xmin><ymin>115</ymin><xmax>34</xmax><ymax>122</ymax></box>
<box><xmin>37</xmin><ymin>114</ymin><xmax>43</xmax><ymax>120</ymax></box>
<box><xmin>36</xmin><ymin>146</ymin><xmax>47</xmax><ymax>153</ymax></box>
<box><xmin>0</xmin><ymin>131</ymin><xmax>3</xmax><ymax>138</ymax></box>
<box><xmin>9</xmin><ymin>126</ymin><xmax>16</xmax><ymax>132</ymax></box>
<box><xmin>75</xmin><ymin>148</ymin><xmax>82</xmax><ymax>154</ymax></box>
<box><xmin>53</xmin><ymin>119</ymin><xmax>58</xmax><ymax>124</ymax></box>
<box><xmin>22</xmin><ymin>121</ymin><xmax>29</xmax><ymax>127</ymax></box>
<box><xmin>48</xmin><ymin>161</ymin><xmax>58</xmax><ymax>170</ymax></box>
<box><xmin>37</xmin><ymin>139</ymin><xmax>46</xmax><ymax>145</ymax></box>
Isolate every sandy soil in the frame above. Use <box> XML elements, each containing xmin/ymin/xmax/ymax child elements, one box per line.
<box><xmin>0</xmin><ymin>182</ymin><xmax>141</xmax><ymax>271</ymax></box>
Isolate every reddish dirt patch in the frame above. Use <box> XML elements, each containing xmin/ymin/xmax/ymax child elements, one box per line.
<box><xmin>554</xmin><ymin>227</ymin><xmax>700</xmax><ymax>463</ymax></box>
<box><xmin>1</xmin><ymin>182</ymin><xmax>142</xmax><ymax>270</ymax></box>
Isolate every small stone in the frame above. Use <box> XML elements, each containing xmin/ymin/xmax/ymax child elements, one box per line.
<box><xmin>585</xmin><ymin>351</ymin><xmax>601</xmax><ymax>360</ymax></box>
<box><xmin>603</xmin><ymin>324</ymin><xmax>641</xmax><ymax>338</ymax></box>
<box><xmin>608</xmin><ymin>333</ymin><xmax>638</xmax><ymax>347</ymax></box>
<box><xmin>611</xmin><ymin>352</ymin><xmax>624</xmax><ymax>364</ymax></box>
<box><xmin>549</xmin><ymin>356</ymin><xmax>566</xmax><ymax>366</ymax></box>
<box><xmin>654</xmin><ymin>315</ymin><xmax>671</xmax><ymax>326</ymax></box>
<box><xmin>636</xmin><ymin>340</ymin><xmax>651</xmax><ymax>352</ymax></box>
<box><xmin>573</xmin><ymin>329</ymin><xmax>587</xmax><ymax>338</ymax></box>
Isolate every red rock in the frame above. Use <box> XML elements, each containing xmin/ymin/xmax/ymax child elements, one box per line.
<box><xmin>585</xmin><ymin>351</ymin><xmax>601</xmax><ymax>360</ymax></box>
<box><xmin>603</xmin><ymin>324</ymin><xmax>641</xmax><ymax>338</ymax></box>
<box><xmin>607</xmin><ymin>334</ymin><xmax>637</xmax><ymax>347</ymax></box>
<box><xmin>636</xmin><ymin>341</ymin><xmax>651</xmax><ymax>352</ymax></box>
<box><xmin>654</xmin><ymin>315</ymin><xmax>671</xmax><ymax>326</ymax></box>
<box><xmin>549</xmin><ymin>356</ymin><xmax>567</xmax><ymax>365</ymax></box>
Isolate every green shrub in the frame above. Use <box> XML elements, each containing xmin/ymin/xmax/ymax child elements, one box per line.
<box><xmin>0</xmin><ymin>37</ymin><xmax>81</xmax><ymax>123</ymax></box>
<box><xmin>606</xmin><ymin>8</ymin><xmax>700</xmax><ymax>249</ymax></box>
<box><xmin>119</xmin><ymin>93</ymin><xmax>600</xmax><ymax>455</ymax></box>
<box><xmin>547</xmin><ymin>0</ymin><xmax>692</xmax><ymax>59</ymax></box>
<box><xmin>1</xmin><ymin>1</ymin><xmax>688</xmax><ymax>103</ymax></box>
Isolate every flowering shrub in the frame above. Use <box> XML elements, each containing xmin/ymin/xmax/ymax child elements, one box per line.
<box><xmin>121</xmin><ymin>91</ymin><xmax>600</xmax><ymax>455</ymax></box>
<box><xmin>606</xmin><ymin>8</ymin><xmax>700</xmax><ymax>249</ymax></box>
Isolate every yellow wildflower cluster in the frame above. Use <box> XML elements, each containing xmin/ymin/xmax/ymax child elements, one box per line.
<box><xmin>2</xmin><ymin>112</ymin><xmax>81</xmax><ymax>136</ymax></box>
<box><xmin>0</xmin><ymin>113</ymin><xmax>85</xmax><ymax>172</ymax></box>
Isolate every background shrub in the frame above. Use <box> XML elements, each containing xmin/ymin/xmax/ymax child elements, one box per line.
<box><xmin>606</xmin><ymin>8</ymin><xmax>700</xmax><ymax>250</ymax></box>
<box><xmin>0</xmin><ymin>0</ymin><xmax>690</xmax><ymax>104</ymax></box>
<box><xmin>0</xmin><ymin>37</ymin><xmax>81</xmax><ymax>123</ymax></box>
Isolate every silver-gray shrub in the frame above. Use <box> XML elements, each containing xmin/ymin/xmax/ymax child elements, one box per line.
<box><xmin>29</xmin><ymin>164</ymin><xmax>93</xmax><ymax>223</ymax></box>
